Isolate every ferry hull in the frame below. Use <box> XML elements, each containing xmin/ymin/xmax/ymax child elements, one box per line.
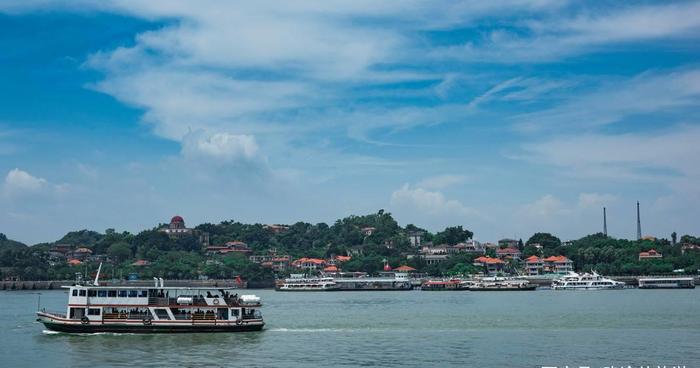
<box><xmin>37</xmin><ymin>313</ymin><xmax>264</xmax><ymax>334</ymax></box>
<box><xmin>39</xmin><ymin>320</ymin><xmax>264</xmax><ymax>334</ymax></box>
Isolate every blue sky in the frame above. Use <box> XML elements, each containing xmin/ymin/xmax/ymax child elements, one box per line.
<box><xmin>1</xmin><ymin>1</ymin><xmax>699</xmax><ymax>244</ymax></box>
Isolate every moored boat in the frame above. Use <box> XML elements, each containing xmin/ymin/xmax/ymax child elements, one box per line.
<box><xmin>468</xmin><ymin>277</ymin><xmax>537</xmax><ymax>291</ymax></box>
<box><xmin>551</xmin><ymin>271</ymin><xmax>625</xmax><ymax>290</ymax></box>
<box><xmin>36</xmin><ymin>275</ymin><xmax>264</xmax><ymax>333</ymax></box>
<box><xmin>275</xmin><ymin>275</ymin><xmax>339</xmax><ymax>291</ymax></box>
<box><xmin>332</xmin><ymin>272</ymin><xmax>413</xmax><ymax>291</ymax></box>
<box><xmin>421</xmin><ymin>278</ymin><xmax>472</xmax><ymax>291</ymax></box>
<box><xmin>638</xmin><ymin>277</ymin><xmax>695</xmax><ymax>289</ymax></box>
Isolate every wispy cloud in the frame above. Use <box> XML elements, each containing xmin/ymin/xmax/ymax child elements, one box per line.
<box><xmin>513</xmin><ymin>68</ymin><xmax>700</xmax><ymax>131</ymax></box>
<box><xmin>435</xmin><ymin>2</ymin><xmax>700</xmax><ymax>63</ymax></box>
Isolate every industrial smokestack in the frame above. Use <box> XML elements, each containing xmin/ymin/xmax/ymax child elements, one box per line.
<box><xmin>636</xmin><ymin>201</ymin><xmax>642</xmax><ymax>240</ymax></box>
<box><xmin>603</xmin><ymin>207</ymin><xmax>607</xmax><ymax>236</ymax></box>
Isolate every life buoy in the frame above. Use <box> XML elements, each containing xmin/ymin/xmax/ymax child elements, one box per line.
<box><xmin>235</xmin><ymin>319</ymin><xmax>242</xmax><ymax>325</ymax></box>
<box><xmin>80</xmin><ymin>316</ymin><xmax>89</xmax><ymax>325</ymax></box>
<box><xmin>143</xmin><ymin>316</ymin><xmax>152</xmax><ymax>326</ymax></box>
<box><xmin>212</xmin><ymin>299</ymin><xmax>220</xmax><ymax>305</ymax></box>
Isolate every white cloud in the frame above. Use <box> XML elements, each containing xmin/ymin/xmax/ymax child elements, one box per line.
<box><xmin>181</xmin><ymin>131</ymin><xmax>260</xmax><ymax>163</ymax></box>
<box><xmin>520</xmin><ymin>194</ymin><xmax>569</xmax><ymax>218</ymax></box>
<box><xmin>578</xmin><ymin>193</ymin><xmax>618</xmax><ymax>209</ymax></box>
<box><xmin>417</xmin><ymin>174</ymin><xmax>468</xmax><ymax>190</ymax></box>
<box><xmin>3</xmin><ymin>168</ymin><xmax>48</xmax><ymax>197</ymax></box>
<box><xmin>390</xmin><ymin>184</ymin><xmax>477</xmax><ymax>217</ymax></box>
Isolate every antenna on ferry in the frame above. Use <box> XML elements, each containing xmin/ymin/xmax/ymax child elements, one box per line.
<box><xmin>93</xmin><ymin>262</ymin><xmax>102</xmax><ymax>286</ymax></box>
<box><xmin>159</xmin><ymin>278</ymin><xmax>164</xmax><ymax>287</ymax></box>
<box><xmin>153</xmin><ymin>277</ymin><xmax>159</xmax><ymax>287</ymax></box>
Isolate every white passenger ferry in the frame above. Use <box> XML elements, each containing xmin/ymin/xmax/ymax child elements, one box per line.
<box><xmin>551</xmin><ymin>271</ymin><xmax>625</xmax><ymax>290</ymax></box>
<box><xmin>638</xmin><ymin>277</ymin><xmax>695</xmax><ymax>289</ymax></box>
<box><xmin>36</xmin><ymin>271</ymin><xmax>264</xmax><ymax>333</ymax></box>
<box><xmin>275</xmin><ymin>275</ymin><xmax>339</xmax><ymax>291</ymax></box>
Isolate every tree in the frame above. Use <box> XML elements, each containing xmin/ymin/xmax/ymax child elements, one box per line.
<box><xmin>434</xmin><ymin>226</ymin><xmax>473</xmax><ymax>245</ymax></box>
<box><xmin>107</xmin><ymin>242</ymin><xmax>132</xmax><ymax>263</ymax></box>
<box><xmin>526</xmin><ymin>233</ymin><xmax>561</xmax><ymax>249</ymax></box>
<box><xmin>671</xmin><ymin>232</ymin><xmax>677</xmax><ymax>246</ymax></box>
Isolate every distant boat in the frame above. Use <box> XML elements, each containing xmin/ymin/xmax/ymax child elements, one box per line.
<box><xmin>638</xmin><ymin>277</ymin><xmax>695</xmax><ymax>289</ymax></box>
<box><xmin>275</xmin><ymin>275</ymin><xmax>339</xmax><ymax>291</ymax></box>
<box><xmin>551</xmin><ymin>271</ymin><xmax>625</xmax><ymax>290</ymax></box>
<box><xmin>421</xmin><ymin>278</ymin><xmax>472</xmax><ymax>291</ymax></box>
<box><xmin>469</xmin><ymin>277</ymin><xmax>537</xmax><ymax>291</ymax></box>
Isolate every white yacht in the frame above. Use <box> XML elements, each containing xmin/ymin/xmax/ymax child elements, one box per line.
<box><xmin>551</xmin><ymin>271</ymin><xmax>625</xmax><ymax>290</ymax></box>
<box><xmin>276</xmin><ymin>275</ymin><xmax>339</xmax><ymax>291</ymax></box>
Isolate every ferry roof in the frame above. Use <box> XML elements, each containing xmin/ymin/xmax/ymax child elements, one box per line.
<box><xmin>62</xmin><ymin>285</ymin><xmax>240</xmax><ymax>290</ymax></box>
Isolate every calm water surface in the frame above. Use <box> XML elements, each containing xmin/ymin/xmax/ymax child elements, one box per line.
<box><xmin>1</xmin><ymin>289</ymin><xmax>698</xmax><ymax>367</ymax></box>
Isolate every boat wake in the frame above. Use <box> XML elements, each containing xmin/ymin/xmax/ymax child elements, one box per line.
<box><xmin>269</xmin><ymin>328</ymin><xmax>364</xmax><ymax>333</ymax></box>
<box><xmin>42</xmin><ymin>330</ymin><xmax>135</xmax><ymax>336</ymax></box>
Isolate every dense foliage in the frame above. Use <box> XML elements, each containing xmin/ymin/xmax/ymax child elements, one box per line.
<box><xmin>1</xmin><ymin>213</ymin><xmax>699</xmax><ymax>281</ymax></box>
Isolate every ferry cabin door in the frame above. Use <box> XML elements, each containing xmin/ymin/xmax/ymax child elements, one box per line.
<box><xmin>69</xmin><ymin>307</ymin><xmax>85</xmax><ymax>319</ymax></box>
<box><xmin>217</xmin><ymin>308</ymin><xmax>229</xmax><ymax>320</ymax></box>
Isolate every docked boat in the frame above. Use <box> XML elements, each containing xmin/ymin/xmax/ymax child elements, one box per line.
<box><xmin>469</xmin><ymin>277</ymin><xmax>537</xmax><ymax>291</ymax></box>
<box><xmin>638</xmin><ymin>277</ymin><xmax>695</xmax><ymax>289</ymax></box>
<box><xmin>551</xmin><ymin>271</ymin><xmax>625</xmax><ymax>290</ymax></box>
<box><xmin>36</xmin><ymin>274</ymin><xmax>264</xmax><ymax>333</ymax></box>
<box><xmin>332</xmin><ymin>272</ymin><xmax>413</xmax><ymax>291</ymax></box>
<box><xmin>421</xmin><ymin>278</ymin><xmax>472</xmax><ymax>291</ymax></box>
<box><xmin>275</xmin><ymin>275</ymin><xmax>339</xmax><ymax>291</ymax></box>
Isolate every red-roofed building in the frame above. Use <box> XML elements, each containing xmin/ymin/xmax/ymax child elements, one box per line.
<box><xmin>542</xmin><ymin>256</ymin><xmax>573</xmax><ymax>274</ymax></box>
<box><xmin>206</xmin><ymin>241</ymin><xmax>252</xmax><ymax>255</ymax></box>
<box><xmin>67</xmin><ymin>258</ymin><xmax>82</xmax><ymax>266</ymax></box>
<box><xmin>292</xmin><ymin>258</ymin><xmax>326</xmax><ymax>270</ymax></box>
<box><xmin>131</xmin><ymin>259</ymin><xmax>151</xmax><ymax>267</ymax></box>
<box><xmin>473</xmin><ymin>256</ymin><xmax>505</xmax><ymax>275</ymax></box>
<box><xmin>639</xmin><ymin>249</ymin><xmax>663</xmax><ymax>261</ymax></box>
<box><xmin>323</xmin><ymin>265</ymin><xmax>339</xmax><ymax>273</ymax></box>
<box><xmin>335</xmin><ymin>255</ymin><xmax>352</xmax><ymax>262</ymax></box>
<box><xmin>496</xmin><ymin>247</ymin><xmax>522</xmax><ymax>260</ymax></box>
<box><xmin>524</xmin><ymin>256</ymin><xmax>544</xmax><ymax>276</ymax></box>
<box><xmin>394</xmin><ymin>265</ymin><xmax>416</xmax><ymax>272</ymax></box>
<box><xmin>69</xmin><ymin>247</ymin><xmax>93</xmax><ymax>261</ymax></box>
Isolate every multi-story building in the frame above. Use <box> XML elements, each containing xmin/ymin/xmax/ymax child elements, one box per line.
<box><xmin>496</xmin><ymin>247</ymin><xmax>522</xmax><ymax>260</ymax></box>
<box><xmin>525</xmin><ymin>255</ymin><xmax>573</xmax><ymax>275</ymax></box>
<box><xmin>407</xmin><ymin>231</ymin><xmax>424</xmax><ymax>247</ymax></box>
<box><xmin>473</xmin><ymin>256</ymin><xmax>505</xmax><ymax>275</ymax></box>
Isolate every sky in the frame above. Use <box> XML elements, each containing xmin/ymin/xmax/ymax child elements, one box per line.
<box><xmin>1</xmin><ymin>1</ymin><xmax>699</xmax><ymax>245</ymax></box>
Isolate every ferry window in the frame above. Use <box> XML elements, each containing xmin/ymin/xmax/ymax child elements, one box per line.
<box><xmin>138</xmin><ymin>290</ymin><xmax>148</xmax><ymax>298</ymax></box>
<box><xmin>128</xmin><ymin>290</ymin><xmax>138</xmax><ymax>298</ymax></box>
<box><xmin>108</xmin><ymin>290</ymin><xmax>117</xmax><ymax>297</ymax></box>
<box><xmin>88</xmin><ymin>290</ymin><xmax>97</xmax><ymax>297</ymax></box>
<box><xmin>118</xmin><ymin>290</ymin><xmax>128</xmax><ymax>297</ymax></box>
<box><xmin>98</xmin><ymin>290</ymin><xmax>107</xmax><ymax>297</ymax></box>
<box><xmin>79</xmin><ymin>290</ymin><xmax>87</xmax><ymax>297</ymax></box>
<box><xmin>72</xmin><ymin>290</ymin><xmax>78</xmax><ymax>296</ymax></box>
<box><xmin>87</xmin><ymin>308</ymin><xmax>101</xmax><ymax>316</ymax></box>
